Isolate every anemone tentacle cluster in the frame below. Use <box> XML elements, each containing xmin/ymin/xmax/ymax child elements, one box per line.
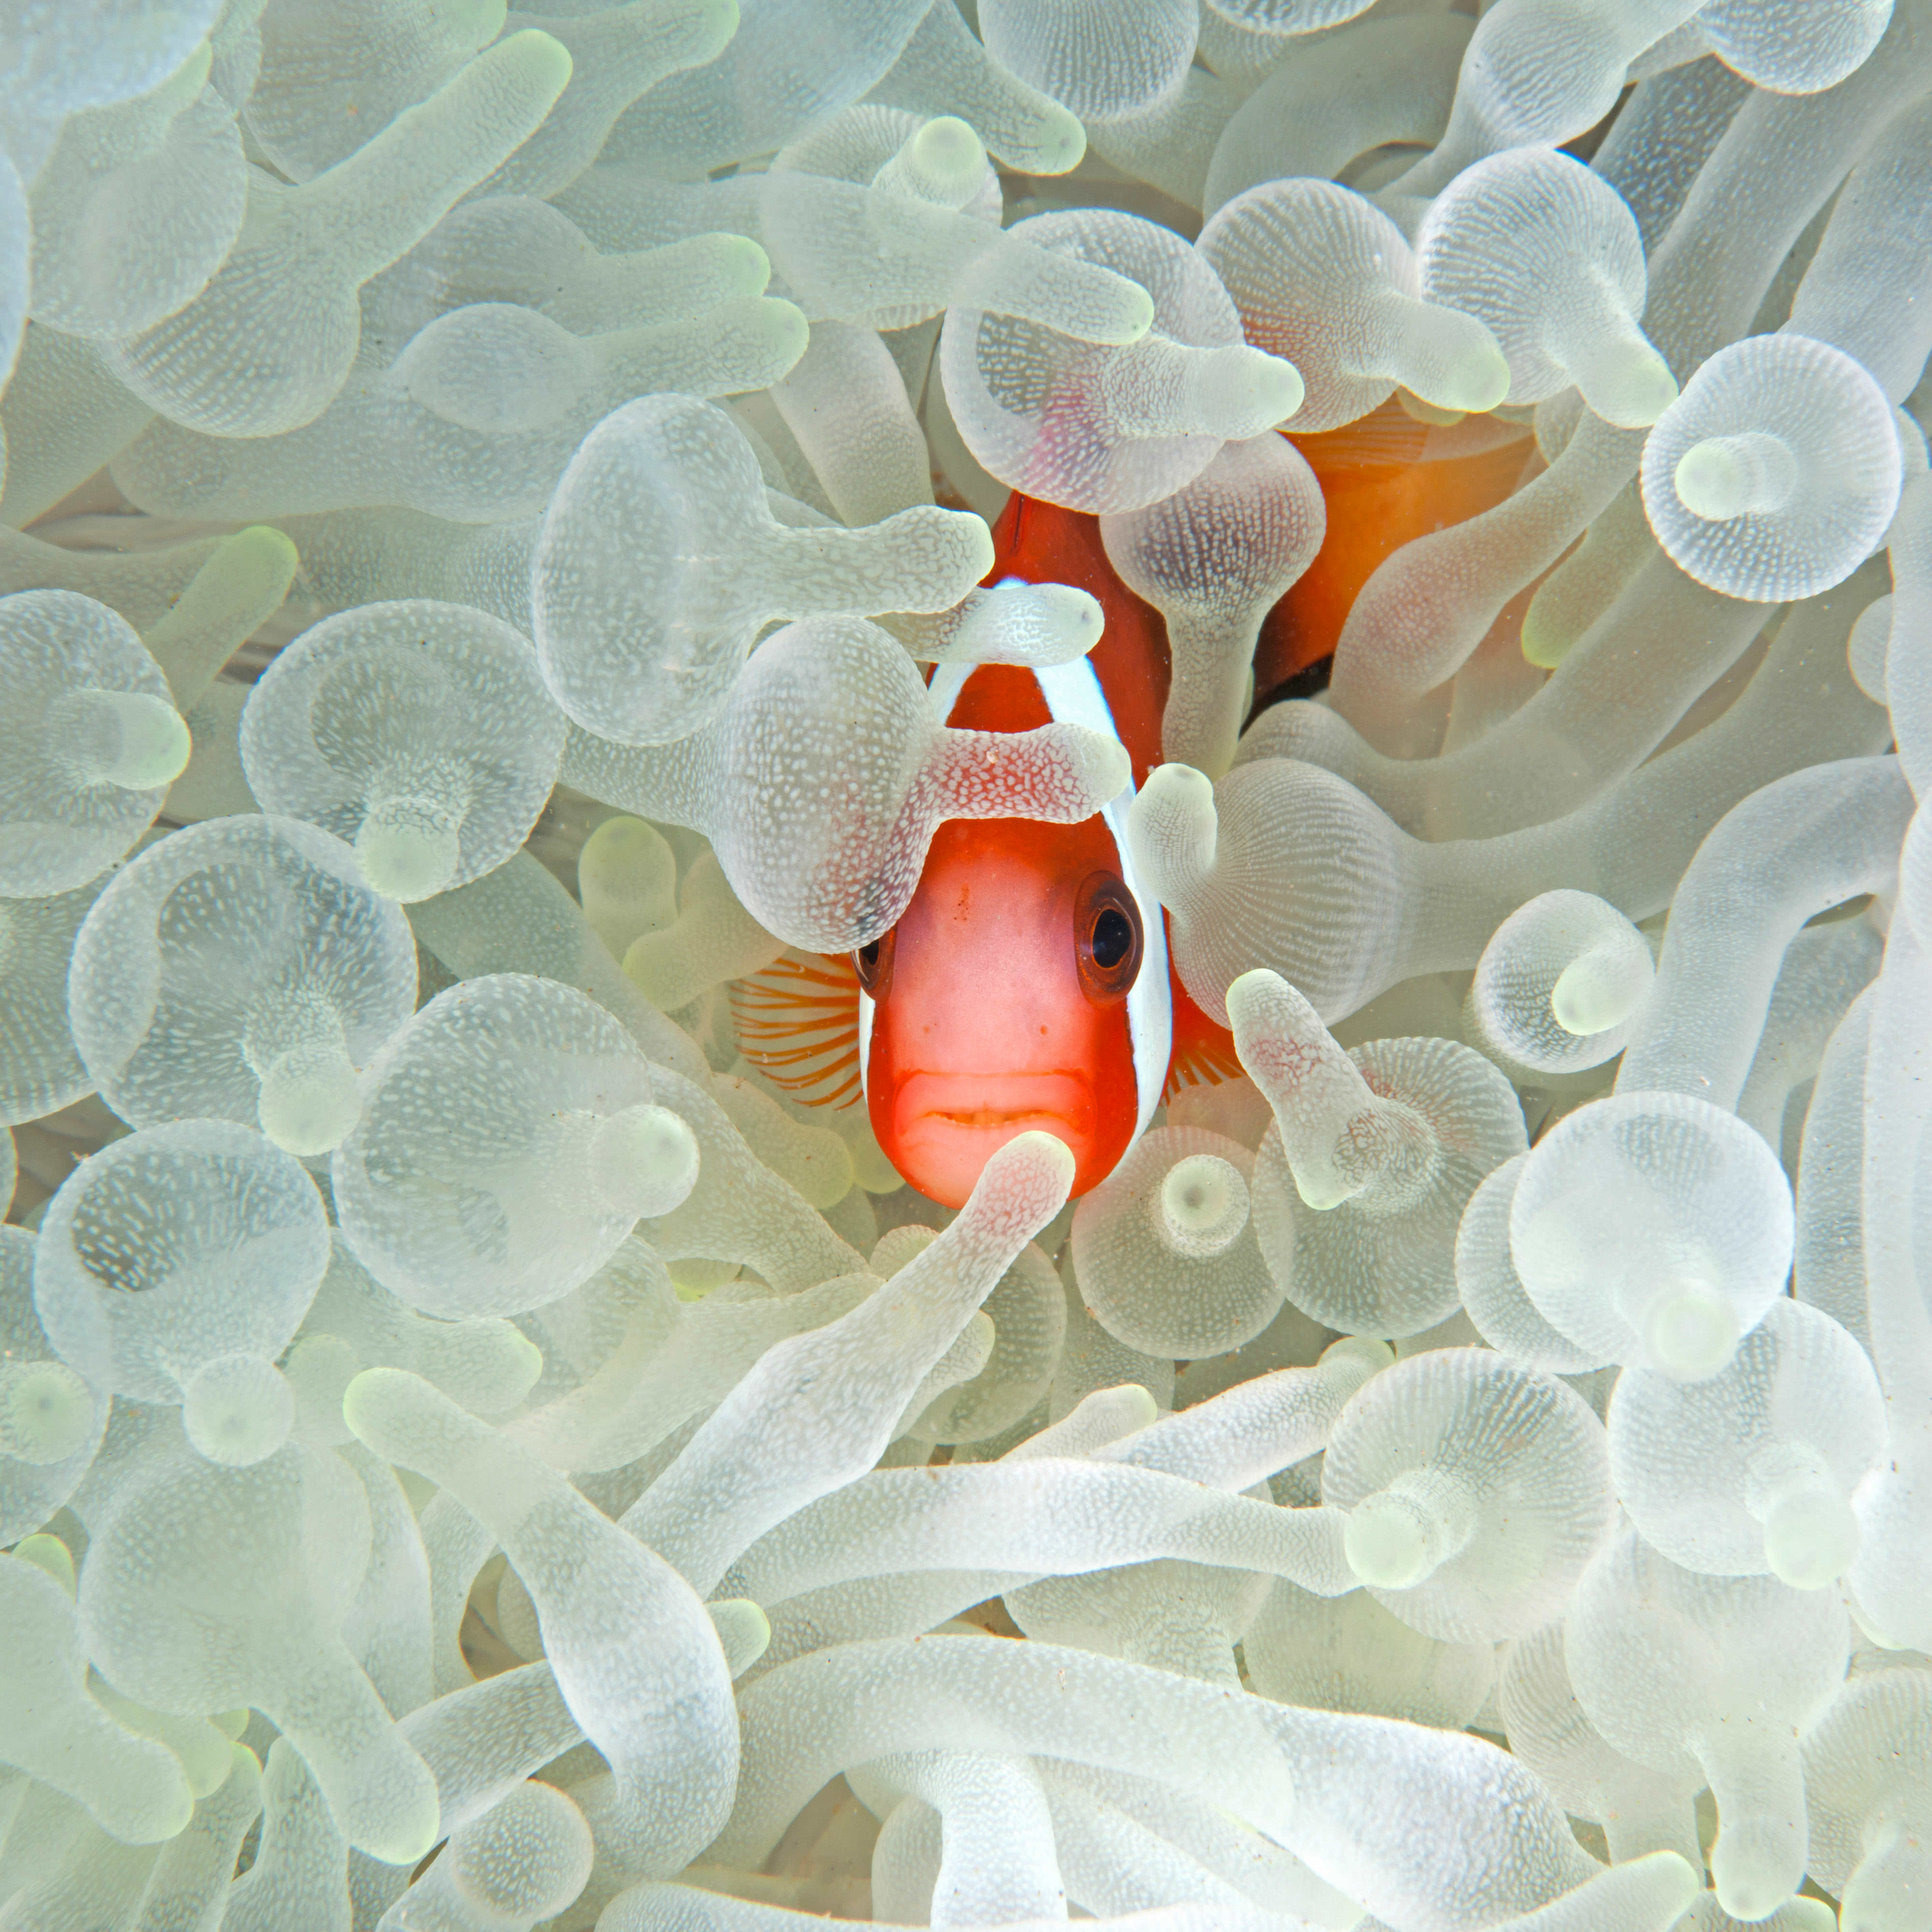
<box><xmin>1</xmin><ymin>1</ymin><xmax>1929</xmax><ymax>1928</ymax></box>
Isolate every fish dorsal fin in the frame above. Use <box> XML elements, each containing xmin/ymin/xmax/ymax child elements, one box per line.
<box><xmin>729</xmin><ymin>949</ymin><xmax>862</xmax><ymax>1110</ymax></box>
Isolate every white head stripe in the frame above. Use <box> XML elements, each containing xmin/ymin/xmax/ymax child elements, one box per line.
<box><xmin>856</xmin><ymin>976</ymin><xmax>875</xmax><ymax>1105</ymax></box>
<box><xmin>1033</xmin><ymin>656</ymin><xmax>1172</xmax><ymax>1156</ymax></box>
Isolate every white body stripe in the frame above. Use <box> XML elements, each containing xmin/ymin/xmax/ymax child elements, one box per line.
<box><xmin>1035</xmin><ymin>655</ymin><xmax>1172</xmax><ymax>1150</ymax></box>
<box><xmin>862</xmin><ymin>651</ymin><xmax>1172</xmax><ymax>1175</ymax></box>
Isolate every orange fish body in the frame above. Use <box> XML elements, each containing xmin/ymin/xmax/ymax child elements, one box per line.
<box><xmin>737</xmin><ymin>410</ymin><xmax>1533</xmax><ymax>1209</ymax></box>
<box><xmin>861</xmin><ymin>496</ymin><xmax>1233</xmax><ymax>1208</ymax></box>
<box><xmin>1260</xmin><ymin>406</ymin><xmax>1541</xmax><ymax>697</ymax></box>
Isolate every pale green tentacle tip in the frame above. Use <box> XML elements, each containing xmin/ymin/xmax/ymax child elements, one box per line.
<box><xmin>1674</xmin><ymin>432</ymin><xmax>1798</xmax><ymax>521</ymax></box>
<box><xmin>884</xmin><ymin>115</ymin><xmax>988</xmax><ymax>207</ymax></box>
<box><xmin>915</xmin><ymin>115</ymin><xmax>985</xmax><ymax>168</ymax></box>
<box><xmin>1550</xmin><ymin>944</ymin><xmax>1651</xmax><ymax>1036</ymax></box>
<box><xmin>692</xmin><ymin>0</ymin><xmax>740</xmax><ymax>60</ymax></box>
<box><xmin>1710</xmin><ymin>1841</ymin><xmax>1801</xmax><ymax>1927</ymax></box>
<box><xmin>369</xmin><ymin>1780</ymin><xmax>443</xmax><ymax>1869</ymax></box>
<box><xmin>1449</xmin><ymin>342</ymin><xmax>1512</xmax><ymax>415</ymax></box>
<box><xmin>592</xmin><ymin>1103</ymin><xmax>701</xmax><ymax>1221</ymax></box>
<box><xmin>341</xmin><ymin>1364</ymin><xmax>427</xmax><ymax>1455</ymax></box>
<box><xmin>1585</xmin><ymin>343</ymin><xmax>1679</xmax><ymax>430</ymax></box>
<box><xmin>73</xmin><ymin>690</ymin><xmax>193</xmax><ymax>790</ymax></box>
<box><xmin>1643</xmin><ymin>1281</ymin><xmax>1740</xmax><ymax>1382</ymax></box>
<box><xmin>709</xmin><ymin>1598</ymin><xmax>771</xmax><ymax>1677</ymax></box>
<box><xmin>498</xmin><ymin>27</ymin><xmax>577</xmax><ymax>95</ymax></box>
<box><xmin>10</xmin><ymin>1533</ymin><xmax>76</xmax><ymax>1596</ymax></box>
<box><xmin>355</xmin><ymin>818</ymin><xmax>461</xmax><ymax>903</ymax></box>
<box><xmin>0</xmin><ymin>1358</ymin><xmax>95</xmax><ymax>1465</ymax></box>
<box><xmin>710</xmin><ymin>232</ymin><xmax>773</xmax><ymax>297</ymax></box>
<box><xmin>183</xmin><ymin>1354</ymin><xmax>295</xmax><ymax>1467</ymax></box>
<box><xmin>256</xmin><ymin>1050</ymin><xmax>363</xmax><ymax>1157</ymax></box>
<box><xmin>227</xmin><ymin>523</ymin><xmax>300</xmax><ymax>581</ymax></box>
<box><xmin>1518</xmin><ymin>592</ymin><xmax>1576</xmax><ymax>671</ymax></box>
<box><xmin>1262</xmin><ymin>352</ymin><xmax>1306</xmax><ymax>424</ymax></box>
<box><xmin>761</xmin><ymin>297</ymin><xmax>811</xmax><ymax>382</ymax></box>
<box><xmin>1</xmin><ymin>1360</ymin><xmax>93</xmax><ymax>1461</ymax></box>
<box><xmin>1320</xmin><ymin>1335</ymin><xmax>1395</xmax><ymax>1377</ymax></box>
<box><xmin>1762</xmin><ymin>1489</ymin><xmax>1859</xmax><ymax>1590</ymax></box>
<box><xmin>1343</xmin><ymin>1492</ymin><xmax>1435</xmax><ymax>1590</ymax></box>
<box><xmin>123</xmin><ymin>698</ymin><xmax>192</xmax><ymax>789</ymax></box>
<box><xmin>1019</xmin><ymin>108</ymin><xmax>1086</xmax><ymax>178</ymax></box>
<box><xmin>1101</xmin><ymin>278</ymin><xmax>1156</xmax><ymax>346</ymax></box>
<box><xmin>1156</xmin><ymin>1152</ymin><xmax>1250</xmax><ymax>1258</ymax></box>
<box><xmin>1195</xmin><ymin>345</ymin><xmax>1303</xmax><ymax>434</ymax></box>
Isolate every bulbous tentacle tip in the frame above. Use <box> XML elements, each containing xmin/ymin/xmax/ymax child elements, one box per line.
<box><xmin>355</xmin><ymin>818</ymin><xmax>460</xmax><ymax>903</ymax></box>
<box><xmin>1225</xmin><ymin>965</ymin><xmax>1300</xmax><ymax>1030</ymax></box>
<box><xmin>1191</xmin><ymin>343</ymin><xmax>1305</xmax><ymax>437</ymax></box>
<box><xmin>70</xmin><ymin>688</ymin><xmax>193</xmax><ymax>790</ymax></box>
<box><xmin>351</xmin><ymin>1780</ymin><xmax>443</xmax><ymax>1871</ymax></box>
<box><xmin>962</xmin><ymin>1128</ymin><xmax>1078</xmax><ymax>1236</ymax></box>
<box><xmin>1675</xmin><ymin>432</ymin><xmax>1800</xmax><ymax>521</ymax></box>
<box><xmin>1642</xmin><ymin>1281</ymin><xmax>1742</xmax><ymax>1382</ymax></box>
<box><xmin>1397</xmin><ymin>302</ymin><xmax>1511</xmax><ymax>416</ymax></box>
<box><xmin>1577</xmin><ymin>339</ymin><xmax>1680</xmax><ymax>430</ymax></box>
<box><xmin>1550</xmin><ymin>941</ymin><xmax>1653</xmax><ymax>1037</ymax></box>
<box><xmin>1014</xmin><ymin>581</ymin><xmax>1106</xmax><ymax>661</ymax></box>
<box><xmin>1447</xmin><ymin>340</ymin><xmax>1513</xmax><ymax>416</ymax></box>
<box><xmin>0</xmin><ymin>1361</ymin><xmax>94</xmax><ymax>1466</ymax></box>
<box><xmin>227</xmin><ymin>522</ymin><xmax>302</xmax><ymax>581</ymax></box>
<box><xmin>498</xmin><ymin>26</ymin><xmax>575</xmax><ymax>98</ymax></box>
<box><xmin>256</xmin><ymin>1056</ymin><xmax>363</xmax><ymax>1157</ymax></box>
<box><xmin>591</xmin><ymin>1101</ymin><xmax>701</xmax><ymax>1221</ymax></box>
<box><xmin>985</xmin><ymin>117</ymin><xmax>1087</xmax><ymax>180</ymax></box>
<box><xmin>904</xmin><ymin>502</ymin><xmax>999</xmax><ymax>590</ymax></box>
<box><xmin>1641</xmin><ymin>331</ymin><xmax>1902</xmax><ymax>599</ymax></box>
<box><xmin>1155</xmin><ymin>1150</ymin><xmax>1250</xmax><ymax>1258</ymax></box>
<box><xmin>694</xmin><ymin>0</ymin><xmax>740</xmax><ymax>61</ymax></box>
<box><xmin>878</xmin><ymin>114</ymin><xmax>989</xmax><ymax>208</ymax></box>
<box><xmin>182</xmin><ymin>1354</ymin><xmax>295</xmax><ymax>1468</ymax></box>
<box><xmin>1344</xmin><ymin>1491</ymin><xmax>1436</xmax><ymax>1590</ymax></box>
<box><xmin>1709</xmin><ymin>1839</ymin><xmax>1802</xmax><ymax>1928</ymax></box>
<box><xmin>339</xmin><ymin>1364</ymin><xmax>423</xmax><ymax>1451</ymax></box>
<box><xmin>1109</xmin><ymin>278</ymin><xmax>1157</xmax><ymax>346</ymax></box>
<box><xmin>759</xmin><ymin>296</ymin><xmax>812</xmax><ymax>380</ymax></box>
<box><xmin>710</xmin><ymin>1596</ymin><xmax>772</xmax><ymax>1677</ymax></box>
<box><xmin>1127</xmin><ymin>761</ymin><xmax>1220</xmax><ymax>907</ymax></box>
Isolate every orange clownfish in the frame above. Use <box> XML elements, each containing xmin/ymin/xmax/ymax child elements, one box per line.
<box><xmin>735</xmin><ymin>406</ymin><xmax>1538</xmax><ymax>1209</ymax></box>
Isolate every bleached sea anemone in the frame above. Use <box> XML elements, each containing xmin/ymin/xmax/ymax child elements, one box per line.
<box><xmin>1</xmin><ymin>0</ymin><xmax>1929</xmax><ymax>1927</ymax></box>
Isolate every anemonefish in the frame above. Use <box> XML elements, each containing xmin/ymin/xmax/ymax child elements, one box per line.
<box><xmin>734</xmin><ymin>404</ymin><xmax>1538</xmax><ymax>1209</ymax></box>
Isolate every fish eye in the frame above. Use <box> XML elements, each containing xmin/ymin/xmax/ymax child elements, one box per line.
<box><xmin>1092</xmin><ymin>907</ymin><xmax>1133</xmax><ymax>968</ymax></box>
<box><xmin>853</xmin><ymin>925</ymin><xmax>895</xmax><ymax>997</ymax></box>
<box><xmin>1074</xmin><ymin>872</ymin><xmax>1143</xmax><ymax>1002</ymax></box>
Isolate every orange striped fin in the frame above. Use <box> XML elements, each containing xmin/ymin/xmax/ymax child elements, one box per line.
<box><xmin>1164</xmin><ymin>969</ymin><xmax>1244</xmax><ymax>1103</ymax></box>
<box><xmin>730</xmin><ymin>949</ymin><xmax>864</xmax><ymax>1110</ymax></box>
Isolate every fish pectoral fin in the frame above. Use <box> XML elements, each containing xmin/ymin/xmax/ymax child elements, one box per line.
<box><xmin>1164</xmin><ymin>996</ymin><xmax>1244</xmax><ymax>1104</ymax></box>
<box><xmin>729</xmin><ymin>948</ymin><xmax>864</xmax><ymax>1110</ymax></box>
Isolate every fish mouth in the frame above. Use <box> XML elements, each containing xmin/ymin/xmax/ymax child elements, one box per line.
<box><xmin>895</xmin><ymin>1072</ymin><xmax>1093</xmax><ymax>1131</ymax></box>
<box><xmin>890</xmin><ymin>1072</ymin><xmax>1094</xmax><ymax>1208</ymax></box>
<box><xmin>929</xmin><ymin>1105</ymin><xmax>1065</xmax><ymax>1129</ymax></box>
